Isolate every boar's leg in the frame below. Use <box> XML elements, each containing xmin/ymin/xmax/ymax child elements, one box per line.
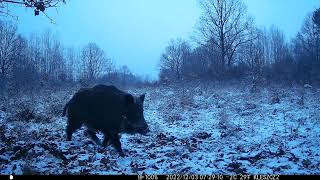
<box><xmin>112</xmin><ymin>137</ymin><xmax>125</xmax><ymax>157</ymax></box>
<box><xmin>86</xmin><ymin>129</ymin><xmax>102</xmax><ymax>145</ymax></box>
<box><xmin>66</xmin><ymin>118</ymin><xmax>82</xmax><ymax>141</ymax></box>
<box><xmin>102</xmin><ymin>135</ymin><xmax>110</xmax><ymax>147</ymax></box>
<box><xmin>105</xmin><ymin>131</ymin><xmax>124</xmax><ymax>157</ymax></box>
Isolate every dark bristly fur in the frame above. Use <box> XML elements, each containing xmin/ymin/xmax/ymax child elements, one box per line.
<box><xmin>63</xmin><ymin>85</ymin><xmax>149</xmax><ymax>156</ymax></box>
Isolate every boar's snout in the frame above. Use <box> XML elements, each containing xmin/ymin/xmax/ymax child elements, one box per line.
<box><xmin>136</xmin><ymin>119</ymin><xmax>150</xmax><ymax>135</ymax></box>
<box><xmin>125</xmin><ymin>117</ymin><xmax>150</xmax><ymax>135</ymax></box>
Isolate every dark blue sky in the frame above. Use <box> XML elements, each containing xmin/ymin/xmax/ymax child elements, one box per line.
<box><xmin>8</xmin><ymin>0</ymin><xmax>320</xmax><ymax>79</ymax></box>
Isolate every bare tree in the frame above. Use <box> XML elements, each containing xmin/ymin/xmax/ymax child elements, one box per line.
<box><xmin>50</xmin><ymin>39</ymin><xmax>66</xmax><ymax>82</ymax></box>
<box><xmin>184</xmin><ymin>45</ymin><xmax>212</xmax><ymax>79</ymax></box>
<box><xmin>0</xmin><ymin>20</ymin><xmax>17</xmax><ymax>82</ymax></box>
<box><xmin>293</xmin><ymin>10</ymin><xmax>320</xmax><ymax>83</ymax></box>
<box><xmin>10</xmin><ymin>35</ymin><xmax>40</xmax><ymax>94</ymax></box>
<box><xmin>0</xmin><ymin>0</ymin><xmax>66</xmax><ymax>18</ymax></box>
<box><xmin>313</xmin><ymin>8</ymin><xmax>320</xmax><ymax>27</ymax></box>
<box><xmin>119</xmin><ymin>65</ymin><xmax>131</xmax><ymax>86</ymax></box>
<box><xmin>80</xmin><ymin>42</ymin><xmax>109</xmax><ymax>82</ymax></box>
<box><xmin>313</xmin><ymin>8</ymin><xmax>320</xmax><ymax>63</ymax></box>
<box><xmin>35</xmin><ymin>30</ymin><xmax>66</xmax><ymax>83</ymax></box>
<box><xmin>270</xmin><ymin>27</ymin><xmax>287</xmax><ymax>64</ymax></box>
<box><xmin>295</xmin><ymin>14</ymin><xmax>320</xmax><ymax>62</ymax></box>
<box><xmin>159</xmin><ymin>39</ymin><xmax>191</xmax><ymax>80</ymax></box>
<box><xmin>65</xmin><ymin>47</ymin><xmax>76</xmax><ymax>82</ymax></box>
<box><xmin>196</xmin><ymin>0</ymin><xmax>254</xmax><ymax>73</ymax></box>
<box><xmin>238</xmin><ymin>28</ymin><xmax>265</xmax><ymax>73</ymax></box>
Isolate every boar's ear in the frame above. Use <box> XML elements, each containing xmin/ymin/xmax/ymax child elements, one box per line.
<box><xmin>140</xmin><ymin>94</ymin><xmax>146</xmax><ymax>102</ymax></box>
<box><xmin>125</xmin><ymin>94</ymin><xmax>134</xmax><ymax>105</ymax></box>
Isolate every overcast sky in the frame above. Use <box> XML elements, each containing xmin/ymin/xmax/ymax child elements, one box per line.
<box><xmin>7</xmin><ymin>0</ymin><xmax>320</xmax><ymax>79</ymax></box>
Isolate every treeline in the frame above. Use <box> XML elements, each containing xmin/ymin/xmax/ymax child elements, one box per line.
<box><xmin>159</xmin><ymin>0</ymin><xmax>320</xmax><ymax>86</ymax></box>
<box><xmin>0</xmin><ymin>20</ymin><xmax>148</xmax><ymax>96</ymax></box>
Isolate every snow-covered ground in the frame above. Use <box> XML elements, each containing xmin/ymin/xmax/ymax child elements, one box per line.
<box><xmin>0</xmin><ymin>82</ymin><xmax>319</xmax><ymax>175</ymax></box>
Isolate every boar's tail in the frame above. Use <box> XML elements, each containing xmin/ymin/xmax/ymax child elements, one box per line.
<box><xmin>62</xmin><ymin>101</ymin><xmax>69</xmax><ymax>117</ymax></box>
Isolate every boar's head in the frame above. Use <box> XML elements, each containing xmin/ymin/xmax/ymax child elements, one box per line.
<box><xmin>123</xmin><ymin>93</ymin><xmax>150</xmax><ymax>135</ymax></box>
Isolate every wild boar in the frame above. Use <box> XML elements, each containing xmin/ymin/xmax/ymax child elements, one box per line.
<box><xmin>62</xmin><ymin>84</ymin><xmax>149</xmax><ymax>156</ymax></box>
